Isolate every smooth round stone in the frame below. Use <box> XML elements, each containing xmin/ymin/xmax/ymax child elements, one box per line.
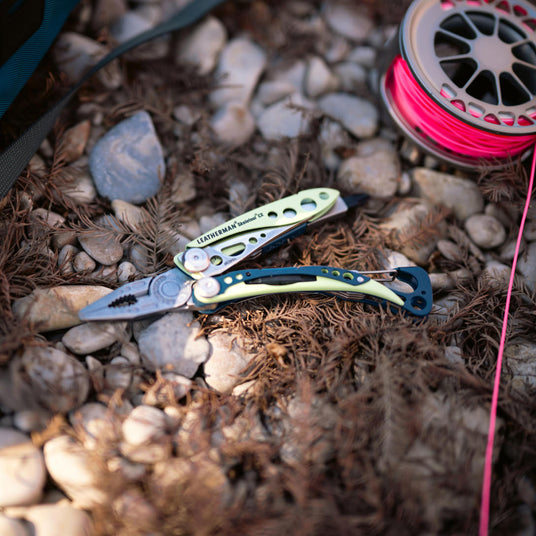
<box><xmin>142</xmin><ymin>372</ymin><xmax>192</xmax><ymax>406</ymax></box>
<box><xmin>175</xmin><ymin>16</ymin><xmax>227</xmax><ymax>75</ymax></box>
<box><xmin>323</xmin><ymin>1</ymin><xmax>374</xmax><ymax>42</ymax></box>
<box><xmin>78</xmin><ymin>230</ymin><xmax>123</xmax><ymax>266</ymax></box>
<box><xmin>0</xmin><ymin>428</ymin><xmax>46</xmax><ymax>507</ymax></box>
<box><xmin>318</xmin><ymin>92</ymin><xmax>378</xmax><ymax>139</ymax></box>
<box><xmin>210</xmin><ymin>104</ymin><xmax>255</xmax><ymax>146</ymax></box>
<box><xmin>138</xmin><ymin>312</ymin><xmax>210</xmax><ymax>377</ymax></box>
<box><xmin>70</xmin><ymin>403</ymin><xmax>116</xmax><ymax>450</ymax></box>
<box><xmin>117</xmin><ymin>261</ymin><xmax>137</xmax><ymax>282</ymax></box>
<box><xmin>44</xmin><ymin>435</ymin><xmax>107</xmax><ymax>508</ymax></box>
<box><xmin>465</xmin><ymin>214</ymin><xmax>506</xmax><ymax>249</ymax></box>
<box><xmin>517</xmin><ymin>240</ymin><xmax>536</xmax><ymax>291</ymax></box>
<box><xmin>59</xmin><ymin>120</ymin><xmax>91</xmax><ymax>163</ymax></box>
<box><xmin>412</xmin><ymin>168</ymin><xmax>484</xmax><ymax>221</ymax></box>
<box><xmin>61</xmin><ymin>168</ymin><xmax>97</xmax><ymax>204</ymax></box>
<box><xmin>210</xmin><ymin>37</ymin><xmax>267</xmax><ymax>108</ymax></box>
<box><xmin>257</xmin><ymin>93</ymin><xmax>313</xmax><ymax>140</ymax></box>
<box><xmin>62</xmin><ymin>321</ymin><xmax>129</xmax><ymax>355</ymax></box>
<box><xmin>205</xmin><ymin>332</ymin><xmax>254</xmax><ymax>394</ymax></box>
<box><xmin>23</xmin><ymin>504</ymin><xmax>93</xmax><ymax>536</ymax></box>
<box><xmin>72</xmin><ymin>251</ymin><xmax>96</xmax><ymax>273</ymax></box>
<box><xmin>122</xmin><ymin>405</ymin><xmax>167</xmax><ymax>446</ymax></box>
<box><xmin>304</xmin><ymin>56</ymin><xmax>339</xmax><ymax>98</ymax></box>
<box><xmin>89</xmin><ymin>111</ymin><xmax>165</xmax><ymax>203</ymax></box>
<box><xmin>12</xmin><ymin>286</ymin><xmax>112</xmax><ymax>332</ymax></box>
<box><xmin>170</xmin><ymin>169</ymin><xmax>196</xmax><ymax>204</ymax></box>
<box><xmin>112</xmin><ymin>199</ymin><xmax>149</xmax><ymax>229</ymax></box>
<box><xmin>105</xmin><ymin>356</ymin><xmax>133</xmax><ymax>392</ymax></box>
<box><xmin>17</xmin><ymin>347</ymin><xmax>90</xmax><ymax>413</ymax></box>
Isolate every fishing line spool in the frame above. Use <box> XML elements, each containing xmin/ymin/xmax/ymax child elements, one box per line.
<box><xmin>377</xmin><ymin>0</ymin><xmax>536</xmax><ymax>170</ymax></box>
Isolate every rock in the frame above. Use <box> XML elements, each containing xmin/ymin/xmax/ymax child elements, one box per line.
<box><xmin>111</xmin><ymin>489</ymin><xmax>159</xmax><ymax>533</ymax></box>
<box><xmin>412</xmin><ymin>168</ymin><xmax>484</xmax><ymax>221</ymax></box>
<box><xmin>44</xmin><ymin>435</ymin><xmax>106</xmax><ymax>508</ymax></box>
<box><xmin>58</xmin><ymin>244</ymin><xmax>78</xmax><ymax>275</ymax></box>
<box><xmin>53</xmin><ymin>32</ymin><xmax>122</xmax><ymax>89</ymax></box>
<box><xmin>204</xmin><ymin>332</ymin><xmax>254</xmax><ymax>393</ymax></box>
<box><xmin>61</xmin><ymin>168</ymin><xmax>97</xmax><ymax>204</ymax></box>
<box><xmin>210</xmin><ymin>104</ymin><xmax>256</xmax><ymax>145</ymax></box>
<box><xmin>13</xmin><ymin>409</ymin><xmax>51</xmax><ymax>433</ymax></box>
<box><xmin>270</xmin><ymin>60</ymin><xmax>306</xmax><ymax>93</ymax></box>
<box><xmin>142</xmin><ymin>372</ymin><xmax>192</xmax><ymax>406</ymax></box>
<box><xmin>436</xmin><ymin>239</ymin><xmax>464</xmax><ymax>263</ymax></box>
<box><xmin>323</xmin><ymin>1</ymin><xmax>374</xmax><ymax>42</ymax></box>
<box><xmin>29</xmin><ymin>208</ymin><xmax>65</xmax><ymax>234</ymax></box>
<box><xmin>73</xmin><ymin>251</ymin><xmax>96</xmax><ymax>273</ymax></box>
<box><xmin>333</xmin><ymin>61</ymin><xmax>367</xmax><ymax>92</ymax></box>
<box><xmin>112</xmin><ymin>200</ymin><xmax>150</xmax><ymax>229</ymax></box>
<box><xmin>429</xmin><ymin>268</ymin><xmax>472</xmax><ymax>292</ymax></box>
<box><xmin>13</xmin><ymin>346</ymin><xmax>90</xmax><ymax>413</ymax></box>
<box><xmin>210</xmin><ymin>37</ymin><xmax>267</xmax><ymax>108</ymax></box>
<box><xmin>128</xmin><ymin>243</ymin><xmax>151</xmax><ymax>272</ymax></box>
<box><xmin>257</xmin><ymin>93</ymin><xmax>313</xmax><ymax>140</ymax></box>
<box><xmin>0</xmin><ymin>428</ymin><xmax>46</xmax><ymax>507</ymax></box>
<box><xmin>444</xmin><ymin>345</ymin><xmax>464</xmax><ymax>366</ymax></box>
<box><xmin>22</xmin><ymin>503</ymin><xmax>93</xmax><ymax>536</ymax></box>
<box><xmin>62</xmin><ymin>321</ymin><xmax>129</xmax><ymax>354</ymax></box>
<box><xmin>0</xmin><ymin>515</ymin><xmax>28</xmax><ymax>536</ymax></box>
<box><xmin>173</xmin><ymin>104</ymin><xmax>200</xmax><ymax>126</ymax></box>
<box><xmin>348</xmin><ymin>45</ymin><xmax>377</xmax><ymax>68</ymax></box>
<box><xmin>58</xmin><ymin>121</ymin><xmax>91</xmax><ymax>163</ymax></box>
<box><xmin>525</xmin><ymin>218</ymin><xmax>536</xmax><ymax>241</ymax></box>
<box><xmin>337</xmin><ymin>147</ymin><xmax>400</xmax><ymax>198</ymax></box>
<box><xmin>105</xmin><ymin>356</ymin><xmax>133</xmax><ymax>392</ymax></box>
<box><xmin>318</xmin><ymin>120</ymin><xmax>351</xmax><ymax>170</ymax></box>
<box><xmin>91</xmin><ymin>0</ymin><xmax>127</xmax><ymax>30</ymax></box>
<box><xmin>176</xmin><ymin>16</ymin><xmax>227</xmax><ymax>75</ymax></box>
<box><xmin>89</xmin><ymin>111</ymin><xmax>165</xmax><ymax>203</ymax></box>
<box><xmin>171</xmin><ymin>169</ymin><xmax>197</xmax><ymax>204</ymax></box>
<box><xmin>120</xmin><ymin>405</ymin><xmax>171</xmax><ymax>463</ymax></box>
<box><xmin>138</xmin><ymin>312</ymin><xmax>210</xmax><ymax>377</ymax></box>
<box><xmin>255</xmin><ymin>80</ymin><xmax>296</xmax><ymax>107</ymax></box>
<box><xmin>117</xmin><ymin>261</ymin><xmax>137</xmax><ymax>282</ymax></box>
<box><xmin>318</xmin><ymin>93</ymin><xmax>377</xmax><ymax>138</ymax></box>
<box><xmin>465</xmin><ymin>214</ymin><xmax>506</xmax><ymax>249</ymax></box>
<box><xmin>482</xmin><ymin>260</ymin><xmax>511</xmax><ymax>285</ymax></box>
<box><xmin>304</xmin><ymin>56</ymin><xmax>339</xmax><ymax>98</ymax></box>
<box><xmin>78</xmin><ymin>229</ymin><xmax>123</xmax><ymax>266</ymax></box>
<box><xmin>70</xmin><ymin>402</ymin><xmax>116</xmax><ymax>450</ymax></box>
<box><xmin>380</xmin><ymin>201</ymin><xmax>443</xmax><ymax>265</ymax></box>
<box><xmin>517</xmin><ymin>240</ymin><xmax>536</xmax><ymax>291</ymax></box>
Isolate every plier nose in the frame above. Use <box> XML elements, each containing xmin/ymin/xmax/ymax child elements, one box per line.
<box><xmin>78</xmin><ymin>268</ymin><xmax>194</xmax><ymax>321</ymax></box>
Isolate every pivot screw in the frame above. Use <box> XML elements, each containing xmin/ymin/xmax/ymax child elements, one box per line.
<box><xmin>183</xmin><ymin>248</ymin><xmax>210</xmax><ymax>272</ymax></box>
<box><xmin>195</xmin><ymin>277</ymin><xmax>221</xmax><ymax>299</ymax></box>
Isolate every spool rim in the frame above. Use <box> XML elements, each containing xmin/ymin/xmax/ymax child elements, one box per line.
<box><xmin>400</xmin><ymin>0</ymin><xmax>536</xmax><ymax>136</ymax></box>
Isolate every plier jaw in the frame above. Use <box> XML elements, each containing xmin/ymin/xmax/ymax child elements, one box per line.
<box><xmin>78</xmin><ymin>269</ymin><xmax>194</xmax><ymax>321</ymax></box>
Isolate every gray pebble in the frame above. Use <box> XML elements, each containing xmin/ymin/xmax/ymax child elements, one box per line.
<box><xmin>257</xmin><ymin>93</ymin><xmax>313</xmax><ymax>140</ymax></box>
<box><xmin>117</xmin><ymin>261</ymin><xmax>137</xmax><ymax>282</ymax></box>
<box><xmin>318</xmin><ymin>92</ymin><xmax>378</xmax><ymax>138</ymax></box>
<box><xmin>89</xmin><ymin>111</ymin><xmax>165</xmax><ymax>203</ymax></box>
<box><xmin>304</xmin><ymin>56</ymin><xmax>339</xmax><ymax>98</ymax></box>
<box><xmin>79</xmin><ymin>230</ymin><xmax>123</xmax><ymax>266</ymax></box>
<box><xmin>138</xmin><ymin>312</ymin><xmax>210</xmax><ymax>377</ymax></box>
<box><xmin>323</xmin><ymin>1</ymin><xmax>373</xmax><ymax>42</ymax></box>
<box><xmin>465</xmin><ymin>214</ymin><xmax>506</xmax><ymax>249</ymax></box>
<box><xmin>517</xmin><ymin>240</ymin><xmax>536</xmax><ymax>291</ymax></box>
<box><xmin>73</xmin><ymin>251</ymin><xmax>96</xmax><ymax>273</ymax></box>
<box><xmin>62</xmin><ymin>321</ymin><xmax>129</xmax><ymax>354</ymax></box>
<box><xmin>211</xmin><ymin>103</ymin><xmax>256</xmax><ymax>145</ymax></box>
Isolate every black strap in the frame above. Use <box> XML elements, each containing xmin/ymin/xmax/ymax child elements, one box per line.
<box><xmin>0</xmin><ymin>0</ymin><xmax>226</xmax><ymax>199</ymax></box>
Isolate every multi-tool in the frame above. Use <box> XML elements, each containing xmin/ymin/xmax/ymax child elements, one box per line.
<box><xmin>79</xmin><ymin>188</ymin><xmax>433</xmax><ymax>321</ymax></box>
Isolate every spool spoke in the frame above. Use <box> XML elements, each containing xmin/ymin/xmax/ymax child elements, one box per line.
<box><xmin>461</xmin><ymin>11</ymin><xmax>488</xmax><ymax>37</ymax></box>
<box><xmin>437</xmin><ymin>28</ymin><xmax>474</xmax><ymax>45</ymax></box>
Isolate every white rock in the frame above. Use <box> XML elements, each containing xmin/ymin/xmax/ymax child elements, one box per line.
<box><xmin>142</xmin><ymin>372</ymin><xmax>192</xmax><ymax>405</ymax></box>
<box><xmin>23</xmin><ymin>503</ymin><xmax>93</xmax><ymax>536</ymax></box>
<box><xmin>13</xmin><ymin>409</ymin><xmax>51</xmax><ymax>433</ymax></box>
<box><xmin>210</xmin><ymin>38</ymin><xmax>267</xmax><ymax>107</ymax></box>
<box><xmin>211</xmin><ymin>104</ymin><xmax>256</xmax><ymax>145</ymax></box>
<box><xmin>504</xmin><ymin>340</ymin><xmax>536</xmax><ymax>391</ymax></box>
<box><xmin>257</xmin><ymin>93</ymin><xmax>313</xmax><ymax>140</ymax></box>
<box><xmin>58</xmin><ymin>244</ymin><xmax>78</xmax><ymax>274</ymax></box>
<box><xmin>255</xmin><ymin>80</ymin><xmax>296</xmax><ymax>107</ymax></box>
<box><xmin>525</xmin><ymin>218</ymin><xmax>536</xmax><ymax>241</ymax></box>
<box><xmin>0</xmin><ymin>428</ymin><xmax>46</xmax><ymax>507</ymax></box>
<box><xmin>0</xmin><ymin>515</ymin><xmax>28</xmax><ymax>536</ymax></box>
<box><xmin>319</xmin><ymin>120</ymin><xmax>350</xmax><ymax>170</ymax></box>
<box><xmin>117</xmin><ymin>261</ymin><xmax>137</xmax><ymax>282</ymax></box>
<box><xmin>112</xmin><ymin>199</ymin><xmax>150</xmax><ymax>229</ymax></box>
<box><xmin>176</xmin><ymin>16</ymin><xmax>227</xmax><ymax>75</ymax></box>
<box><xmin>105</xmin><ymin>356</ymin><xmax>133</xmax><ymax>392</ymax></box>
<box><xmin>199</xmin><ymin>212</ymin><xmax>228</xmax><ymax>234</ymax></box>
<box><xmin>482</xmin><ymin>260</ymin><xmax>511</xmax><ymax>285</ymax></box>
<box><xmin>517</xmin><ymin>240</ymin><xmax>536</xmax><ymax>291</ymax></box>
<box><xmin>122</xmin><ymin>405</ymin><xmax>167</xmax><ymax>446</ymax></box>
<box><xmin>337</xmin><ymin>147</ymin><xmax>400</xmax><ymax>198</ymax></box>
<box><xmin>62</xmin><ymin>321</ymin><xmax>128</xmax><ymax>354</ymax></box>
<box><xmin>412</xmin><ymin>168</ymin><xmax>484</xmax><ymax>221</ymax></box>
<box><xmin>44</xmin><ymin>435</ymin><xmax>106</xmax><ymax>508</ymax></box>
<box><xmin>333</xmin><ymin>62</ymin><xmax>367</xmax><ymax>92</ymax></box>
<box><xmin>173</xmin><ymin>104</ymin><xmax>200</xmax><ymax>126</ymax></box>
<box><xmin>53</xmin><ymin>32</ymin><xmax>122</xmax><ymax>89</ymax></box>
<box><xmin>318</xmin><ymin>93</ymin><xmax>377</xmax><ymax>138</ymax></box>
<box><xmin>348</xmin><ymin>46</ymin><xmax>377</xmax><ymax>68</ymax></box>
<box><xmin>70</xmin><ymin>402</ymin><xmax>116</xmax><ymax>450</ymax></box>
<box><xmin>170</xmin><ymin>168</ymin><xmax>196</xmax><ymax>204</ymax></box>
<box><xmin>270</xmin><ymin>60</ymin><xmax>306</xmax><ymax>93</ymax></box>
<box><xmin>304</xmin><ymin>56</ymin><xmax>339</xmax><ymax>98</ymax></box>
<box><xmin>15</xmin><ymin>347</ymin><xmax>90</xmax><ymax>413</ymax></box>
<box><xmin>465</xmin><ymin>214</ymin><xmax>506</xmax><ymax>249</ymax></box>
<box><xmin>204</xmin><ymin>332</ymin><xmax>254</xmax><ymax>393</ymax></box>
<box><xmin>78</xmin><ymin>229</ymin><xmax>123</xmax><ymax>266</ymax></box>
<box><xmin>323</xmin><ymin>1</ymin><xmax>374</xmax><ymax>42</ymax></box>
<box><xmin>138</xmin><ymin>312</ymin><xmax>210</xmax><ymax>377</ymax></box>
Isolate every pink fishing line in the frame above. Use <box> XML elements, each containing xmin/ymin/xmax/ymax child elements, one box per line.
<box><xmin>479</xmin><ymin>144</ymin><xmax>535</xmax><ymax>536</ymax></box>
<box><xmin>385</xmin><ymin>53</ymin><xmax>536</xmax><ymax>534</ymax></box>
<box><xmin>386</xmin><ymin>56</ymin><xmax>536</xmax><ymax>159</ymax></box>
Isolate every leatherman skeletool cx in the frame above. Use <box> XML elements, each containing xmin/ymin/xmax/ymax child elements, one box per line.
<box><xmin>79</xmin><ymin>188</ymin><xmax>432</xmax><ymax>321</ymax></box>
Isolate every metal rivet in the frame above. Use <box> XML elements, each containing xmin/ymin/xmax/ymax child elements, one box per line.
<box><xmin>195</xmin><ymin>277</ymin><xmax>221</xmax><ymax>299</ymax></box>
<box><xmin>183</xmin><ymin>248</ymin><xmax>210</xmax><ymax>272</ymax></box>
